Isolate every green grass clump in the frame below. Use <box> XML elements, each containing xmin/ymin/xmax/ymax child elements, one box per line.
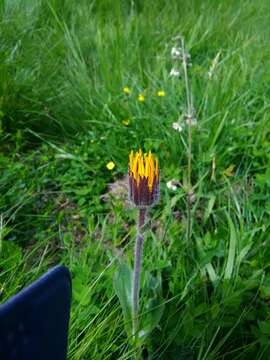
<box><xmin>1</xmin><ymin>0</ymin><xmax>270</xmax><ymax>358</ymax></box>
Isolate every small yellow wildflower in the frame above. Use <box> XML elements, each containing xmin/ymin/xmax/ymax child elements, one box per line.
<box><xmin>106</xmin><ymin>161</ymin><xmax>115</xmax><ymax>170</ymax></box>
<box><xmin>122</xmin><ymin>119</ymin><xmax>130</xmax><ymax>126</ymax></box>
<box><xmin>157</xmin><ymin>90</ymin><xmax>166</xmax><ymax>97</ymax></box>
<box><xmin>123</xmin><ymin>87</ymin><xmax>131</xmax><ymax>94</ymax></box>
<box><xmin>138</xmin><ymin>94</ymin><xmax>145</xmax><ymax>102</ymax></box>
<box><xmin>90</xmin><ymin>139</ymin><xmax>95</xmax><ymax>143</ymax></box>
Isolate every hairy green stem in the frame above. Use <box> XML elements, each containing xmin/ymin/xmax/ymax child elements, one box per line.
<box><xmin>132</xmin><ymin>208</ymin><xmax>147</xmax><ymax>339</ymax></box>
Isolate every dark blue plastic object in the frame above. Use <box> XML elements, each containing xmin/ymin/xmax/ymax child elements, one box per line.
<box><xmin>0</xmin><ymin>265</ymin><xmax>71</xmax><ymax>360</ymax></box>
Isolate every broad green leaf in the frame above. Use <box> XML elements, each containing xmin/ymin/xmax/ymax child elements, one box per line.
<box><xmin>73</xmin><ymin>277</ymin><xmax>91</xmax><ymax>306</ymax></box>
<box><xmin>113</xmin><ymin>263</ymin><xmax>133</xmax><ymax>335</ymax></box>
<box><xmin>141</xmin><ymin>296</ymin><xmax>164</xmax><ymax>336</ymax></box>
<box><xmin>75</xmin><ymin>187</ymin><xmax>91</xmax><ymax>196</ymax></box>
<box><xmin>196</xmin><ymin>236</ymin><xmax>218</xmax><ymax>284</ymax></box>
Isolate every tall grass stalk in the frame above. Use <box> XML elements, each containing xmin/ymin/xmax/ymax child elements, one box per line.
<box><xmin>181</xmin><ymin>37</ymin><xmax>194</xmax><ymax>243</ymax></box>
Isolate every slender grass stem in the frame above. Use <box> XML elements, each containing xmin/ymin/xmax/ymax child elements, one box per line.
<box><xmin>181</xmin><ymin>37</ymin><xmax>193</xmax><ymax>243</ymax></box>
<box><xmin>187</xmin><ymin>115</ymin><xmax>192</xmax><ymax>243</ymax></box>
<box><xmin>132</xmin><ymin>208</ymin><xmax>147</xmax><ymax>339</ymax></box>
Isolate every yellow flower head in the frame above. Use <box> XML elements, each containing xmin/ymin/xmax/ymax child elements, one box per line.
<box><xmin>128</xmin><ymin>149</ymin><xmax>159</xmax><ymax>207</ymax></box>
<box><xmin>157</xmin><ymin>90</ymin><xmax>166</xmax><ymax>97</ymax></box>
<box><xmin>106</xmin><ymin>161</ymin><xmax>115</xmax><ymax>170</ymax></box>
<box><xmin>123</xmin><ymin>87</ymin><xmax>131</xmax><ymax>94</ymax></box>
<box><xmin>138</xmin><ymin>94</ymin><xmax>145</xmax><ymax>102</ymax></box>
<box><xmin>122</xmin><ymin>119</ymin><xmax>130</xmax><ymax>126</ymax></box>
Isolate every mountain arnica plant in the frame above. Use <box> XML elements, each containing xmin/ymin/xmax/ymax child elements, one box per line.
<box><xmin>129</xmin><ymin>149</ymin><xmax>159</xmax><ymax>335</ymax></box>
<box><xmin>114</xmin><ymin>149</ymin><xmax>160</xmax><ymax>357</ymax></box>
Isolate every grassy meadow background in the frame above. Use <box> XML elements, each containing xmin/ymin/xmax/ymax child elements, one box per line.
<box><xmin>1</xmin><ymin>0</ymin><xmax>270</xmax><ymax>358</ymax></box>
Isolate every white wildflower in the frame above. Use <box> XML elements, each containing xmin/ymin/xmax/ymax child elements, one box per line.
<box><xmin>170</xmin><ymin>68</ymin><xmax>180</xmax><ymax>77</ymax></box>
<box><xmin>172</xmin><ymin>122</ymin><xmax>183</xmax><ymax>132</ymax></box>
<box><xmin>139</xmin><ymin>330</ymin><xmax>146</xmax><ymax>338</ymax></box>
<box><xmin>166</xmin><ymin>180</ymin><xmax>178</xmax><ymax>191</ymax></box>
<box><xmin>171</xmin><ymin>47</ymin><xmax>181</xmax><ymax>59</ymax></box>
<box><xmin>185</xmin><ymin>117</ymin><xmax>197</xmax><ymax>126</ymax></box>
